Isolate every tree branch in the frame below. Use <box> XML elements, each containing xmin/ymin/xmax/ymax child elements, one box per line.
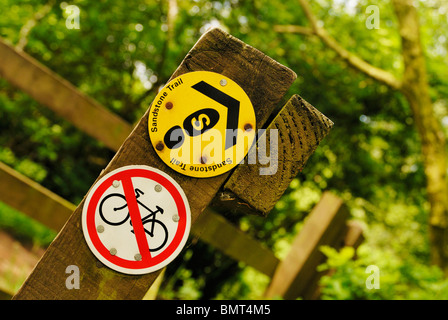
<box><xmin>277</xmin><ymin>0</ymin><xmax>402</xmax><ymax>90</ymax></box>
<box><xmin>16</xmin><ymin>0</ymin><xmax>55</xmax><ymax>51</ymax></box>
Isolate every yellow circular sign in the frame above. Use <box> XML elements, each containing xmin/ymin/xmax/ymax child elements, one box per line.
<box><xmin>149</xmin><ymin>71</ymin><xmax>256</xmax><ymax>178</ymax></box>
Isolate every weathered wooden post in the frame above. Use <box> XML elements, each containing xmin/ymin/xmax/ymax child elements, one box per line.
<box><xmin>12</xmin><ymin>28</ymin><xmax>332</xmax><ymax>299</ymax></box>
<box><xmin>264</xmin><ymin>192</ymin><xmax>362</xmax><ymax>300</ymax></box>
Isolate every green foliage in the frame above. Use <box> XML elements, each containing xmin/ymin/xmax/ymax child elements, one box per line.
<box><xmin>0</xmin><ymin>0</ymin><xmax>447</xmax><ymax>299</ymax></box>
<box><xmin>318</xmin><ymin>244</ymin><xmax>448</xmax><ymax>300</ymax></box>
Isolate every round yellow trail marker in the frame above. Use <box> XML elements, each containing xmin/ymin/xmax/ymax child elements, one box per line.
<box><xmin>149</xmin><ymin>71</ymin><xmax>256</xmax><ymax>178</ymax></box>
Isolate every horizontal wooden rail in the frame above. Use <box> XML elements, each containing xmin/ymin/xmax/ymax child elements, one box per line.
<box><xmin>0</xmin><ymin>162</ymin><xmax>75</xmax><ymax>231</ymax></box>
<box><xmin>194</xmin><ymin>208</ymin><xmax>280</xmax><ymax>277</ymax></box>
<box><xmin>0</xmin><ymin>38</ymin><xmax>133</xmax><ymax>151</ymax></box>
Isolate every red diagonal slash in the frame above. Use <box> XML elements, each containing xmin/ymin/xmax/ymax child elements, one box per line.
<box><xmin>121</xmin><ymin>177</ymin><xmax>151</xmax><ymax>261</ymax></box>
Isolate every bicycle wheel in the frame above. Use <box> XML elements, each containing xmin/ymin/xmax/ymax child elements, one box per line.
<box><xmin>99</xmin><ymin>193</ymin><xmax>130</xmax><ymax>226</ymax></box>
<box><xmin>144</xmin><ymin>219</ymin><xmax>168</xmax><ymax>252</ymax></box>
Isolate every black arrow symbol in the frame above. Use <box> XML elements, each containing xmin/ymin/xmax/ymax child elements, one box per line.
<box><xmin>191</xmin><ymin>81</ymin><xmax>240</xmax><ymax>150</ymax></box>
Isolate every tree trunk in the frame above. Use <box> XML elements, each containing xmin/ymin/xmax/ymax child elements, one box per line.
<box><xmin>392</xmin><ymin>0</ymin><xmax>448</xmax><ymax>270</ymax></box>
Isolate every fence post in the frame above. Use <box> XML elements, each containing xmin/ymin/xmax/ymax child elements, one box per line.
<box><xmin>305</xmin><ymin>221</ymin><xmax>364</xmax><ymax>300</ymax></box>
<box><xmin>12</xmin><ymin>28</ymin><xmax>298</xmax><ymax>300</ymax></box>
<box><xmin>264</xmin><ymin>192</ymin><xmax>350</xmax><ymax>299</ymax></box>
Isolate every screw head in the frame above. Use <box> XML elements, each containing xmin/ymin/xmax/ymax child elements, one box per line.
<box><xmin>155</xmin><ymin>141</ymin><xmax>164</xmax><ymax>151</ymax></box>
<box><xmin>112</xmin><ymin>180</ymin><xmax>120</xmax><ymax>188</ymax></box>
<box><xmin>134</xmin><ymin>253</ymin><xmax>142</xmax><ymax>261</ymax></box>
<box><xmin>200</xmin><ymin>156</ymin><xmax>207</xmax><ymax>164</ymax></box>
<box><xmin>110</xmin><ymin>248</ymin><xmax>117</xmax><ymax>256</ymax></box>
<box><xmin>244</xmin><ymin>123</ymin><xmax>253</xmax><ymax>132</ymax></box>
<box><xmin>220</xmin><ymin>79</ymin><xmax>227</xmax><ymax>86</ymax></box>
<box><xmin>154</xmin><ymin>184</ymin><xmax>162</xmax><ymax>192</ymax></box>
<box><xmin>172</xmin><ymin>214</ymin><xmax>180</xmax><ymax>222</ymax></box>
<box><xmin>97</xmin><ymin>225</ymin><xmax>105</xmax><ymax>233</ymax></box>
<box><xmin>165</xmin><ymin>101</ymin><xmax>173</xmax><ymax>110</ymax></box>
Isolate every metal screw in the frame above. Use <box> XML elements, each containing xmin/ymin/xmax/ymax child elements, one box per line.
<box><xmin>165</xmin><ymin>101</ymin><xmax>173</xmax><ymax>110</ymax></box>
<box><xmin>154</xmin><ymin>184</ymin><xmax>162</xmax><ymax>192</ymax></box>
<box><xmin>110</xmin><ymin>248</ymin><xmax>117</xmax><ymax>256</ymax></box>
<box><xmin>220</xmin><ymin>79</ymin><xmax>227</xmax><ymax>86</ymax></box>
<box><xmin>112</xmin><ymin>180</ymin><xmax>120</xmax><ymax>188</ymax></box>
<box><xmin>172</xmin><ymin>214</ymin><xmax>180</xmax><ymax>222</ymax></box>
<box><xmin>200</xmin><ymin>156</ymin><xmax>207</xmax><ymax>164</ymax></box>
<box><xmin>244</xmin><ymin>123</ymin><xmax>253</xmax><ymax>132</ymax></box>
<box><xmin>97</xmin><ymin>225</ymin><xmax>105</xmax><ymax>233</ymax></box>
<box><xmin>155</xmin><ymin>141</ymin><xmax>164</xmax><ymax>151</ymax></box>
<box><xmin>134</xmin><ymin>253</ymin><xmax>142</xmax><ymax>261</ymax></box>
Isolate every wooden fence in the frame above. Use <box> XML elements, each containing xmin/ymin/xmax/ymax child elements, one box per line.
<box><xmin>0</xmin><ymin>28</ymin><xmax>362</xmax><ymax>299</ymax></box>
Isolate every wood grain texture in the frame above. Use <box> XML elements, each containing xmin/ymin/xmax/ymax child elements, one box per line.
<box><xmin>218</xmin><ymin>94</ymin><xmax>333</xmax><ymax>216</ymax></box>
<box><xmin>12</xmin><ymin>28</ymin><xmax>296</xmax><ymax>300</ymax></box>
<box><xmin>0</xmin><ymin>38</ymin><xmax>133</xmax><ymax>151</ymax></box>
<box><xmin>264</xmin><ymin>192</ymin><xmax>349</xmax><ymax>300</ymax></box>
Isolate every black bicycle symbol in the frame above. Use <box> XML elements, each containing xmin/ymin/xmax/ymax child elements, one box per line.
<box><xmin>99</xmin><ymin>188</ymin><xmax>168</xmax><ymax>252</ymax></box>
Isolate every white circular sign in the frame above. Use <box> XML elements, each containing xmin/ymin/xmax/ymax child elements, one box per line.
<box><xmin>81</xmin><ymin>165</ymin><xmax>191</xmax><ymax>275</ymax></box>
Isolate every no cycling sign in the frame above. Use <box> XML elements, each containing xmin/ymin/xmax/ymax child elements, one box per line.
<box><xmin>148</xmin><ymin>71</ymin><xmax>256</xmax><ymax>178</ymax></box>
<box><xmin>81</xmin><ymin>165</ymin><xmax>191</xmax><ymax>275</ymax></box>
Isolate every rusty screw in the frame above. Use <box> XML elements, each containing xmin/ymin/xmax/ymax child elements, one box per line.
<box><xmin>155</xmin><ymin>141</ymin><xmax>164</xmax><ymax>151</ymax></box>
<box><xmin>244</xmin><ymin>123</ymin><xmax>253</xmax><ymax>132</ymax></box>
<box><xmin>165</xmin><ymin>101</ymin><xmax>173</xmax><ymax>110</ymax></box>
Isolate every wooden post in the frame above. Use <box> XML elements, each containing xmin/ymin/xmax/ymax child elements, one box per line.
<box><xmin>12</xmin><ymin>28</ymin><xmax>297</xmax><ymax>300</ymax></box>
<box><xmin>264</xmin><ymin>192</ymin><xmax>350</xmax><ymax>299</ymax></box>
<box><xmin>305</xmin><ymin>221</ymin><xmax>364</xmax><ymax>300</ymax></box>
